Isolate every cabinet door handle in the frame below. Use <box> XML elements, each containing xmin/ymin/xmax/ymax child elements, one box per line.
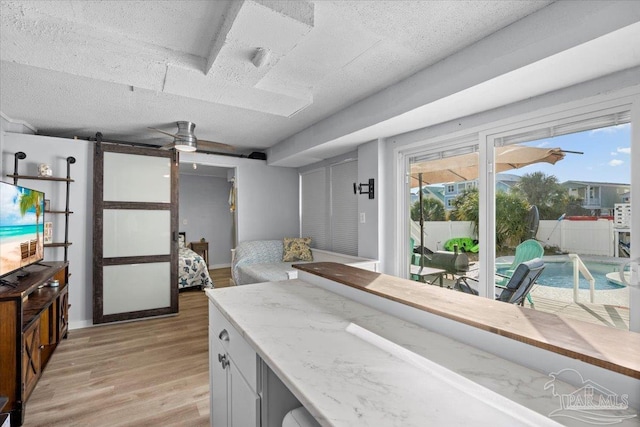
<box><xmin>218</xmin><ymin>353</ymin><xmax>229</xmax><ymax>369</ymax></box>
<box><xmin>218</xmin><ymin>329</ymin><xmax>229</xmax><ymax>342</ymax></box>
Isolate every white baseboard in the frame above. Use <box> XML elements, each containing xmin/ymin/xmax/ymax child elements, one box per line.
<box><xmin>209</xmin><ymin>262</ymin><xmax>231</xmax><ymax>269</ymax></box>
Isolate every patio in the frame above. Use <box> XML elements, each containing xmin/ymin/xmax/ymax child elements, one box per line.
<box><xmin>435</xmin><ymin>273</ymin><xmax>630</xmax><ymax>331</ymax></box>
<box><xmin>530</xmin><ymin>287</ymin><xmax>629</xmax><ymax>330</ymax></box>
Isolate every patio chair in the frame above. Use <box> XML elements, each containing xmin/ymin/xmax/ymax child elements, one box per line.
<box><xmin>496</xmin><ymin>239</ymin><xmax>544</xmax><ymax>306</ymax></box>
<box><xmin>454</xmin><ymin>258</ymin><xmax>545</xmax><ymax>306</ymax></box>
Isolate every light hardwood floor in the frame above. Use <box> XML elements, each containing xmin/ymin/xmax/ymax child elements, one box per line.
<box><xmin>22</xmin><ymin>268</ymin><xmax>232</xmax><ymax>427</ymax></box>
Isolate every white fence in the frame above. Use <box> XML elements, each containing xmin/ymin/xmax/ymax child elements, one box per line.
<box><xmin>538</xmin><ymin>219</ymin><xmax>616</xmax><ymax>256</ymax></box>
<box><xmin>412</xmin><ymin>219</ymin><xmax>623</xmax><ymax>256</ymax></box>
<box><xmin>411</xmin><ymin>220</ymin><xmax>475</xmax><ymax>252</ymax></box>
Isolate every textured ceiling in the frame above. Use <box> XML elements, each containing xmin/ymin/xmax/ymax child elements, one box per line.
<box><xmin>0</xmin><ymin>0</ymin><xmax>553</xmax><ymax>157</ymax></box>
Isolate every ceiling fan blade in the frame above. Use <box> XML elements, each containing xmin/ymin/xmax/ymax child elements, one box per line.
<box><xmin>198</xmin><ymin>139</ymin><xmax>235</xmax><ymax>151</ymax></box>
<box><xmin>159</xmin><ymin>142</ymin><xmax>175</xmax><ymax>150</ymax></box>
<box><xmin>148</xmin><ymin>127</ymin><xmax>178</xmax><ymax>138</ymax></box>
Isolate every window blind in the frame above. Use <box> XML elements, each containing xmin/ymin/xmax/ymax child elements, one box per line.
<box><xmin>330</xmin><ymin>160</ymin><xmax>358</xmax><ymax>256</ymax></box>
<box><xmin>301</xmin><ymin>169</ymin><xmax>328</xmax><ymax>250</ymax></box>
<box><xmin>497</xmin><ymin>110</ymin><xmax>631</xmax><ymax>146</ymax></box>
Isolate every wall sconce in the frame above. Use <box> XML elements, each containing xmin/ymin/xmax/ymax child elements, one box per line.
<box><xmin>353</xmin><ymin>178</ymin><xmax>375</xmax><ymax>199</ymax></box>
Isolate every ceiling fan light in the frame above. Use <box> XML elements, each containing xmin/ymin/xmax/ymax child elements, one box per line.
<box><xmin>174</xmin><ymin>140</ymin><xmax>197</xmax><ymax>152</ymax></box>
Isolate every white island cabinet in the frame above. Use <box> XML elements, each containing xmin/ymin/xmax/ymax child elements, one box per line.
<box><xmin>209</xmin><ymin>300</ymin><xmax>301</xmax><ymax>427</ymax></box>
<box><xmin>209</xmin><ymin>301</ymin><xmax>259</xmax><ymax>426</ymax></box>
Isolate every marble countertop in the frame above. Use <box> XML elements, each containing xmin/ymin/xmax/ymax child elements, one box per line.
<box><xmin>206</xmin><ymin>281</ymin><xmax>637</xmax><ymax>426</ymax></box>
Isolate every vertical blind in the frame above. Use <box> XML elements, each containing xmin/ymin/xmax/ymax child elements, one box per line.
<box><xmin>301</xmin><ymin>169</ymin><xmax>328</xmax><ymax>250</ymax></box>
<box><xmin>330</xmin><ymin>160</ymin><xmax>358</xmax><ymax>256</ymax></box>
<box><xmin>301</xmin><ymin>160</ymin><xmax>359</xmax><ymax>255</ymax></box>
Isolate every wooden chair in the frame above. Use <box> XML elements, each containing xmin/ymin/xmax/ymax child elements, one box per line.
<box><xmin>29</xmin><ymin>239</ymin><xmax>38</xmax><ymax>257</ymax></box>
<box><xmin>21</xmin><ymin>242</ymin><xmax>30</xmax><ymax>264</ymax></box>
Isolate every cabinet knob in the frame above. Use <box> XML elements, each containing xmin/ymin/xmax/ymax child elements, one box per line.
<box><xmin>218</xmin><ymin>353</ymin><xmax>229</xmax><ymax>369</ymax></box>
<box><xmin>218</xmin><ymin>329</ymin><xmax>229</xmax><ymax>342</ymax></box>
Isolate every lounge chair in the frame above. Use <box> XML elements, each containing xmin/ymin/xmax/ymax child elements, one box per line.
<box><xmin>20</xmin><ymin>241</ymin><xmax>30</xmax><ymax>264</ymax></box>
<box><xmin>496</xmin><ymin>239</ymin><xmax>544</xmax><ymax>306</ymax></box>
<box><xmin>454</xmin><ymin>258</ymin><xmax>545</xmax><ymax>306</ymax></box>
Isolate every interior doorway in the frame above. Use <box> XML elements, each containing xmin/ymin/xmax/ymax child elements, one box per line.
<box><xmin>178</xmin><ymin>163</ymin><xmax>236</xmax><ymax>273</ymax></box>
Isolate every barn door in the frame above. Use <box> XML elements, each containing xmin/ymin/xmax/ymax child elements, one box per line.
<box><xmin>93</xmin><ymin>142</ymin><xmax>178</xmax><ymax>324</ymax></box>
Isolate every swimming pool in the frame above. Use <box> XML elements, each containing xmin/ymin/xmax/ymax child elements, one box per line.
<box><xmin>536</xmin><ymin>261</ymin><xmax>626</xmax><ymax>290</ymax></box>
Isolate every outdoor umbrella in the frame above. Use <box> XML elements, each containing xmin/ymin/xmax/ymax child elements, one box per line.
<box><xmin>410</xmin><ymin>145</ymin><xmax>571</xmax><ymax>271</ymax></box>
<box><xmin>410</xmin><ymin>145</ymin><xmax>567</xmax><ymax>186</ymax></box>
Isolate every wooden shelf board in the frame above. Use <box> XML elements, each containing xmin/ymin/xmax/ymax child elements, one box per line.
<box><xmin>44</xmin><ymin>242</ymin><xmax>72</xmax><ymax>248</ymax></box>
<box><xmin>6</xmin><ymin>174</ymin><xmax>73</xmax><ymax>182</ymax></box>
<box><xmin>44</xmin><ymin>210</ymin><xmax>73</xmax><ymax>214</ymax></box>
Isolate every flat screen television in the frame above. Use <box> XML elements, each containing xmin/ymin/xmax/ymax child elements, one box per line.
<box><xmin>0</xmin><ymin>181</ymin><xmax>45</xmax><ymax>279</ymax></box>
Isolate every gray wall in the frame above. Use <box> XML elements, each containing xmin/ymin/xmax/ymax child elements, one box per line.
<box><xmin>179</xmin><ymin>173</ymin><xmax>234</xmax><ymax>267</ymax></box>
<box><xmin>179</xmin><ymin>151</ymin><xmax>300</xmax><ymax>243</ymax></box>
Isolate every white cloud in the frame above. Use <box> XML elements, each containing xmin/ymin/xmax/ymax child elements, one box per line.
<box><xmin>608</xmin><ymin>159</ymin><xmax>624</xmax><ymax>167</ymax></box>
<box><xmin>590</xmin><ymin>123</ymin><xmax>630</xmax><ymax>135</ymax></box>
<box><xmin>536</xmin><ymin>140</ymin><xmax>550</xmax><ymax>148</ymax></box>
<box><xmin>610</xmin><ymin>152</ymin><xmax>618</xmax><ymax>156</ymax></box>
<box><xmin>617</xmin><ymin>147</ymin><xmax>631</xmax><ymax>154</ymax></box>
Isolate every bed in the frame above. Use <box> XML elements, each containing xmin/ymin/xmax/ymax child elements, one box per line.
<box><xmin>178</xmin><ymin>233</ymin><xmax>214</xmax><ymax>289</ymax></box>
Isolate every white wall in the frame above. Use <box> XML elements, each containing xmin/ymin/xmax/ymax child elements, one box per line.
<box><xmin>1</xmin><ymin>133</ymin><xmax>93</xmax><ymax>329</ymax></box>
<box><xmin>179</xmin><ymin>173</ymin><xmax>233</xmax><ymax>267</ymax></box>
<box><xmin>357</xmin><ymin>140</ymin><xmax>382</xmax><ymax>262</ymax></box>
<box><xmin>180</xmin><ymin>151</ymin><xmax>300</xmax><ymax>243</ymax></box>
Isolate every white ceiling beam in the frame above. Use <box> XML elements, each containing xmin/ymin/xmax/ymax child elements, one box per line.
<box><xmin>204</xmin><ymin>0</ymin><xmax>245</xmax><ymax>75</ymax></box>
<box><xmin>267</xmin><ymin>0</ymin><xmax>640</xmax><ymax>166</ymax></box>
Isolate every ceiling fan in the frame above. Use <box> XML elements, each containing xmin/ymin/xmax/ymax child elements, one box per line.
<box><xmin>148</xmin><ymin>121</ymin><xmax>234</xmax><ymax>153</ymax></box>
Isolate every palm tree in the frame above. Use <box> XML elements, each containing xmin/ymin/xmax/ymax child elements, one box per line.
<box><xmin>19</xmin><ymin>189</ymin><xmax>43</xmax><ymax>258</ymax></box>
<box><xmin>411</xmin><ymin>197</ymin><xmax>445</xmax><ymax>222</ymax></box>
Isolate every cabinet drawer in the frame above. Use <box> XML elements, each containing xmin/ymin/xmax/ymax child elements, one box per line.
<box><xmin>209</xmin><ymin>301</ymin><xmax>257</xmax><ymax>392</ymax></box>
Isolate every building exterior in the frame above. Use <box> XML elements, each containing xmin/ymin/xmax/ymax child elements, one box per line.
<box><xmin>562</xmin><ymin>181</ymin><xmax>631</xmax><ymax>216</ymax></box>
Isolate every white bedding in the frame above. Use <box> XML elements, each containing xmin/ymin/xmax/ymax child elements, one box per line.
<box><xmin>178</xmin><ymin>235</ymin><xmax>214</xmax><ymax>289</ymax></box>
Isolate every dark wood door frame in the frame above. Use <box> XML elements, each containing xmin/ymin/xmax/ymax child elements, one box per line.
<box><xmin>93</xmin><ymin>142</ymin><xmax>179</xmax><ymax>324</ymax></box>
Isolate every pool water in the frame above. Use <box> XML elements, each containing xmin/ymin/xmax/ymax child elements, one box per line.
<box><xmin>536</xmin><ymin>261</ymin><xmax>626</xmax><ymax>290</ymax></box>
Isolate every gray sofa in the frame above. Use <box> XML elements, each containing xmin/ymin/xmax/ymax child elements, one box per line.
<box><xmin>231</xmin><ymin>240</ymin><xmax>378</xmax><ymax>285</ymax></box>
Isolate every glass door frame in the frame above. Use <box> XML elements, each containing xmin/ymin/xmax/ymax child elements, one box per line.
<box><xmin>93</xmin><ymin>142</ymin><xmax>178</xmax><ymax>324</ymax></box>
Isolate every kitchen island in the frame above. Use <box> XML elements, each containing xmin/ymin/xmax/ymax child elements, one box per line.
<box><xmin>206</xmin><ymin>263</ymin><xmax>639</xmax><ymax>426</ymax></box>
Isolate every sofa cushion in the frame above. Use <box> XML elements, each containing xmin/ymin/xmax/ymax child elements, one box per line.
<box><xmin>282</xmin><ymin>237</ymin><xmax>313</xmax><ymax>262</ymax></box>
<box><xmin>237</xmin><ymin>262</ymin><xmax>299</xmax><ymax>285</ymax></box>
<box><xmin>233</xmin><ymin>240</ymin><xmax>285</xmax><ymax>285</ymax></box>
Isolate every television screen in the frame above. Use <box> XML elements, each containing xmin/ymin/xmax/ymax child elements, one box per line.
<box><xmin>0</xmin><ymin>181</ymin><xmax>45</xmax><ymax>278</ymax></box>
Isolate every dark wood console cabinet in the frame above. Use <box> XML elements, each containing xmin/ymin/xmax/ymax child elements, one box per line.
<box><xmin>0</xmin><ymin>262</ymin><xmax>69</xmax><ymax>426</ymax></box>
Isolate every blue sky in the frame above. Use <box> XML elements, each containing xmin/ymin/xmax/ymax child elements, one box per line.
<box><xmin>512</xmin><ymin>123</ymin><xmax>631</xmax><ymax>184</ymax></box>
<box><xmin>0</xmin><ymin>184</ymin><xmax>39</xmax><ymax>226</ymax></box>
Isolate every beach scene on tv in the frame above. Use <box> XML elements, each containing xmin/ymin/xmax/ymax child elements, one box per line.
<box><xmin>0</xmin><ymin>182</ymin><xmax>45</xmax><ymax>277</ymax></box>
